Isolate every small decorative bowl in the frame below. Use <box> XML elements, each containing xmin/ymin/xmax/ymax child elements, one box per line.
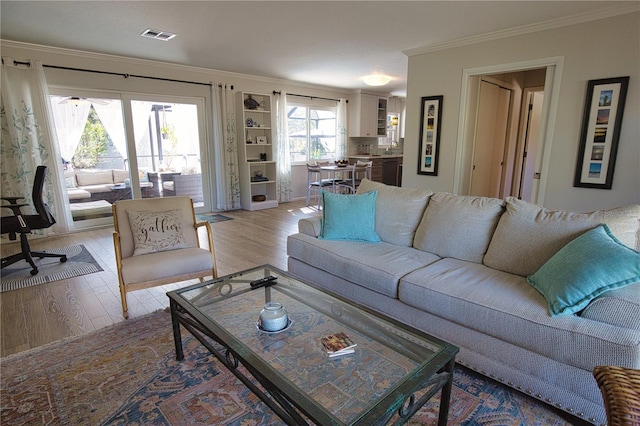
<box><xmin>252</xmin><ymin>195</ymin><xmax>266</xmax><ymax>202</ymax></box>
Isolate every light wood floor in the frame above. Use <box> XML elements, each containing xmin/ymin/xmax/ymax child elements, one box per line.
<box><xmin>0</xmin><ymin>200</ymin><xmax>320</xmax><ymax>358</ymax></box>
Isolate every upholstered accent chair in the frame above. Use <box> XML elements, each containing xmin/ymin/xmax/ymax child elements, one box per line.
<box><xmin>112</xmin><ymin>196</ymin><xmax>217</xmax><ymax>318</ymax></box>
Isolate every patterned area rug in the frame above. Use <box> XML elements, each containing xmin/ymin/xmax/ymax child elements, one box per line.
<box><xmin>0</xmin><ymin>310</ymin><xmax>572</xmax><ymax>425</ymax></box>
<box><xmin>0</xmin><ymin>244</ymin><xmax>103</xmax><ymax>292</ymax></box>
<box><xmin>196</xmin><ymin>213</ymin><xmax>233</xmax><ymax>224</ymax></box>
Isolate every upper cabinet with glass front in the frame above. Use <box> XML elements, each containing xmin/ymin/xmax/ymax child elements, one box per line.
<box><xmin>350</xmin><ymin>93</ymin><xmax>387</xmax><ymax>137</ymax></box>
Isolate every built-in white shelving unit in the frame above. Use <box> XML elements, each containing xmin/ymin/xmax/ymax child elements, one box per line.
<box><xmin>236</xmin><ymin>92</ymin><xmax>278</xmax><ymax>210</ymax></box>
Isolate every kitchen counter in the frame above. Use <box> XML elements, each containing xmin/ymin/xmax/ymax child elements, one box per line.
<box><xmin>348</xmin><ymin>155</ymin><xmax>403</xmax><ymax>186</ymax></box>
<box><xmin>349</xmin><ymin>154</ymin><xmax>403</xmax><ymax>159</ymax></box>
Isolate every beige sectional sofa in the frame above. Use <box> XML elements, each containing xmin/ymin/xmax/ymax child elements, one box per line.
<box><xmin>286</xmin><ymin>179</ymin><xmax>640</xmax><ymax>425</ymax></box>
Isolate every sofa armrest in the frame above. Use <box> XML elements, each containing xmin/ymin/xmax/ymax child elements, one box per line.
<box><xmin>580</xmin><ymin>283</ymin><xmax>640</xmax><ymax>330</ymax></box>
<box><xmin>298</xmin><ymin>216</ymin><xmax>322</xmax><ymax>237</ymax></box>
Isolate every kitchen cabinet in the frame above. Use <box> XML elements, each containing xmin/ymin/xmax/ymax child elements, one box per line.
<box><xmin>382</xmin><ymin>157</ymin><xmax>399</xmax><ymax>186</ymax></box>
<box><xmin>349</xmin><ymin>155</ymin><xmax>402</xmax><ymax>186</ymax></box>
<box><xmin>351</xmin><ymin>94</ymin><xmax>387</xmax><ymax>137</ymax></box>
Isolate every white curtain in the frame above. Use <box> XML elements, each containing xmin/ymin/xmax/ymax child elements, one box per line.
<box><xmin>1</xmin><ymin>57</ymin><xmax>66</xmax><ymax>233</ymax></box>
<box><xmin>336</xmin><ymin>98</ymin><xmax>347</xmax><ymax>160</ymax></box>
<box><xmin>93</xmin><ymin>101</ymin><xmax>127</xmax><ymax>167</ymax></box>
<box><xmin>49</xmin><ymin>96</ymin><xmax>91</xmax><ymax>163</ymax></box>
<box><xmin>276</xmin><ymin>91</ymin><xmax>292</xmax><ymax>202</ymax></box>
<box><xmin>211</xmin><ymin>83</ymin><xmax>241</xmax><ymax>210</ymax></box>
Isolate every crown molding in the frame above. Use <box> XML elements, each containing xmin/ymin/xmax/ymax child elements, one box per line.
<box><xmin>403</xmin><ymin>3</ymin><xmax>640</xmax><ymax>57</ymax></box>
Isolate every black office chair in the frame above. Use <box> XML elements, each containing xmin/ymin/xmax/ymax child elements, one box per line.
<box><xmin>1</xmin><ymin>165</ymin><xmax>67</xmax><ymax>275</ymax></box>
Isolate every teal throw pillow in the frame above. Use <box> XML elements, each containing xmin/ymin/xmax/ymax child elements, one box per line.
<box><xmin>319</xmin><ymin>190</ymin><xmax>381</xmax><ymax>242</ymax></box>
<box><xmin>526</xmin><ymin>224</ymin><xmax>640</xmax><ymax>317</ymax></box>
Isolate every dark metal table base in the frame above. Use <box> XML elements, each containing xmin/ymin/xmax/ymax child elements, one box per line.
<box><xmin>170</xmin><ymin>298</ymin><xmax>455</xmax><ymax>426</ymax></box>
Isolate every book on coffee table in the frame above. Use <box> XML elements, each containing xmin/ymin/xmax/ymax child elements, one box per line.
<box><xmin>321</xmin><ymin>332</ymin><xmax>356</xmax><ymax>357</ymax></box>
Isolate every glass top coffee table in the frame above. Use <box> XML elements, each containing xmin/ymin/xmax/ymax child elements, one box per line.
<box><xmin>167</xmin><ymin>265</ymin><xmax>458</xmax><ymax>425</ymax></box>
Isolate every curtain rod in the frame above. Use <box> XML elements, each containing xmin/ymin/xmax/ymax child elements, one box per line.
<box><xmin>41</xmin><ymin>64</ymin><xmax>214</xmax><ymax>87</ymax></box>
<box><xmin>273</xmin><ymin>90</ymin><xmax>346</xmax><ymax>103</ymax></box>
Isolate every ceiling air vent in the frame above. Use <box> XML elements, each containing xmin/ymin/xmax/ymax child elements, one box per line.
<box><xmin>140</xmin><ymin>28</ymin><xmax>176</xmax><ymax>41</ymax></box>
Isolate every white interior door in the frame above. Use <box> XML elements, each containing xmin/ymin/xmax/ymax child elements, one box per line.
<box><xmin>470</xmin><ymin>80</ymin><xmax>512</xmax><ymax>198</ymax></box>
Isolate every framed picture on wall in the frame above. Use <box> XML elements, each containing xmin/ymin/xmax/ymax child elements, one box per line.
<box><xmin>418</xmin><ymin>95</ymin><xmax>443</xmax><ymax>176</ymax></box>
<box><xmin>573</xmin><ymin>76</ymin><xmax>629</xmax><ymax>189</ymax></box>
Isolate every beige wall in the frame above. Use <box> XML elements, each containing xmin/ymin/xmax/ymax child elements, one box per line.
<box><xmin>403</xmin><ymin>12</ymin><xmax>639</xmax><ymax>211</ymax></box>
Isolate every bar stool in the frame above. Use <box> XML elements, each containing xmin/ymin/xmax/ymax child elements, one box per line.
<box><xmin>306</xmin><ymin>162</ymin><xmax>334</xmax><ymax>208</ymax></box>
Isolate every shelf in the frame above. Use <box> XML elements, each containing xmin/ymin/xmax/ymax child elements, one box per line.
<box><xmin>237</xmin><ymin>91</ymin><xmax>278</xmax><ymax>211</ymax></box>
<box><xmin>247</xmin><ymin>199</ymin><xmax>278</xmax><ymax>211</ymax></box>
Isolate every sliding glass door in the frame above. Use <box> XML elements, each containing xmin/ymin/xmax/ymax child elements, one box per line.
<box><xmin>49</xmin><ymin>89</ymin><xmax>209</xmax><ymax>229</ymax></box>
<box><xmin>129</xmin><ymin>100</ymin><xmax>204</xmax><ymax>205</ymax></box>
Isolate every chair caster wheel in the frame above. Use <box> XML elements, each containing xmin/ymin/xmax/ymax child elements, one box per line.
<box><xmin>60</xmin><ymin>256</ymin><xmax>67</xmax><ymax>263</ymax></box>
<box><xmin>30</xmin><ymin>268</ymin><xmax>39</xmax><ymax>276</ymax></box>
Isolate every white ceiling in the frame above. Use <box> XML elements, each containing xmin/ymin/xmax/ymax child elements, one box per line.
<box><xmin>1</xmin><ymin>1</ymin><xmax>636</xmax><ymax>96</ymax></box>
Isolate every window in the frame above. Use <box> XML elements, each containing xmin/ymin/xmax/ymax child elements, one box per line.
<box><xmin>286</xmin><ymin>100</ymin><xmax>337</xmax><ymax>163</ymax></box>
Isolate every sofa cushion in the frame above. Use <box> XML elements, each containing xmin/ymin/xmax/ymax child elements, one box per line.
<box><xmin>484</xmin><ymin>198</ymin><xmax>640</xmax><ymax>276</ymax></box>
<box><xmin>112</xmin><ymin>170</ymin><xmax>129</xmax><ymax>184</ymax></box>
<box><xmin>413</xmin><ymin>193</ymin><xmax>504</xmax><ymax>263</ymax></box>
<box><xmin>319</xmin><ymin>190</ymin><xmax>380</xmax><ymax>242</ymax></box>
<box><xmin>580</xmin><ymin>284</ymin><xmax>640</xmax><ymax>330</ymax></box>
<box><xmin>398</xmin><ymin>257</ymin><xmax>640</xmax><ymax>371</ymax></box>
<box><xmin>126</xmin><ymin>209</ymin><xmax>192</xmax><ymax>256</ymax></box>
<box><xmin>527</xmin><ymin>224</ymin><xmax>640</xmax><ymax>317</ymax></box>
<box><xmin>67</xmin><ymin>188</ymin><xmax>91</xmax><ymax>200</ymax></box>
<box><xmin>287</xmin><ymin>232</ymin><xmax>440</xmax><ymax>298</ymax></box>
<box><xmin>356</xmin><ymin>179</ymin><xmax>432</xmax><ymax>246</ymax></box>
<box><xmin>121</xmin><ymin>247</ymin><xmax>214</xmax><ymax>284</ymax></box>
<box><xmin>75</xmin><ymin>169</ymin><xmax>114</xmax><ymax>186</ymax></box>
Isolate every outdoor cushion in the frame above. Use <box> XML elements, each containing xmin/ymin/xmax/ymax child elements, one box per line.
<box><xmin>75</xmin><ymin>169</ymin><xmax>114</xmax><ymax>186</ymax></box>
<box><xmin>112</xmin><ymin>169</ymin><xmax>129</xmax><ymax>184</ymax></box>
<box><xmin>484</xmin><ymin>198</ymin><xmax>640</xmax><ymax>276</ymax></box>
<box><xmin>413</xmin><ymin>192</ymin><xmax>504</xmax><ymax>263</ymax></box>
<box><xmin>67</xmin><ymin>188</ymin><xmax>91</xmax><ymax>200</ymax></box>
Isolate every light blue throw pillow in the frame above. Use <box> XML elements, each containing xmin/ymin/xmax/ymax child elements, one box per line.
<box><xmin>527</xmin><ymin>224</ymin><xmax>640</xmax><ymax>317</ymax></box>
<box><xmin>319</xmin><ymin>190</ymin><xmax>381</xmax><ymax>242</ymax></box>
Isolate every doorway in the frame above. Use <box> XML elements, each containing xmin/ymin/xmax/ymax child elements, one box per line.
<box><xmin>469</xmin><ymin>78</ymin><xmax>514</xmax><ymax>198</ymax></box>
<box><xmin>454</xmin><ymin>57</ymin><xmax>564</xmax><ymax>205</ymax></box>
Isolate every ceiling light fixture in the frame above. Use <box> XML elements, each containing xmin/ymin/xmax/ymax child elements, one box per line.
<box><xmin>61</xmin><ymin>97</ymin><xmax>86</xmax><ymax>106</ymax></box>
<box><xmin>141</xmin><ymin>28</ymin><xmax>177</xmax><ymax>41</ymax></box>
<box><xmin>363</xmin><ymin>74</ymin><xmax>392</xmax><ymax>87</ymax></box>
